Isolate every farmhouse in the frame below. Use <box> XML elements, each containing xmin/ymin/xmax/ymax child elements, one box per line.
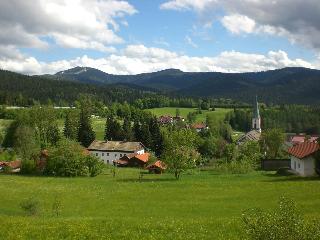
<box><xmin>287</xmin><ymin>141</ymin><xmax>320</xmax><ymax>177</ymax></box>
<box><xmin>146</xmin><ymin>160</ymin><xmax>167</xmax><ymax>174</ymax></box>
<box><xmin>87</xmin><ymin>140</ymin><xmax>146</xmax><ymax>165</ymax></box>
<box><xmin>237</xmin><ymin>96</ymin><xmax>261</xmax><ymax>145</ymax></box>
<box><xmin>114</xmin><ymin>152</ymin><xmax>150</xmax><ymax>167</ymax></box>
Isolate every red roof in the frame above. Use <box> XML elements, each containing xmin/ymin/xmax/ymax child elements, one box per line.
<box><xmin>146</xmin><ymin>160</ymin><xmax>167</xmax><ymax>170</ymax></box>
<box><xmin>134</xmin><ymin>153</ymin><xmax>150</xmax><ymax>163</ymax></box>
<box><xmin>291</xmin><ymin>135</ymin><xmax>319</xmax><ymax>144</ymax></box>
<box><xmin>287</xmin><ymin>142</ymin><xmax>320</xmax><ymax>159</ymax></box>
<box><xmin>191</xmin><ymin>123</ymin><xmax>207</xmax><ymax>129</ymax></box>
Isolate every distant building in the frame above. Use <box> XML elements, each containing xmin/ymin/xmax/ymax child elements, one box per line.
<box><xmin>237</xmin><ymin>96</ymin><xmax>262</xmax><ymax>145</ymax></box>
<box><xmin>114</xmin><ymin>152</ymin><xmax>150</xmax><ymax>168</ymax></box>
<box><xmin>146</xmin><ymin>160</ymin><xmax>167</xmax><ymax>174</ymax></box>
<box><xmin>158</xmin><ymin>115</ymin><xmax>185</xmax><ymax>125</ymax></box>
<box><xmin>87</xmin><ymin>140</ymin><xmax>146</xmax><ymax>165</ymax></box>
<box><xmin>290</xmin><ymin>135</ymin><xmax>319</xmax><ymax>145</ymax></box>
<box><xmin>158</xmin><ymin>115</ymin><xmax>173</xmax><ymax>125</ymax></box>
<box><xmin>288</xmin><ymin>141</ymin><xmax>319</xmax><ymax>177</ymax></box>
<box><xmin>191</xmin><ymin>123</ymin><xmax>208</xmax><ymax>133</ymax></box>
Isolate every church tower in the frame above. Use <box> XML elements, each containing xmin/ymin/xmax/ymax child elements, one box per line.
<box><xmin>252</xmin><ymin>95</ymin><xmax>261</xmax><ymax>132</ymax></box>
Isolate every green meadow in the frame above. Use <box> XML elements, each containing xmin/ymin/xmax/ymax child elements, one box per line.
<box><xmin>146</xmin><ymin>107</ymin><xmax>232</xmax><ymax>123</ymax></box>
<box><xmin>0</xmin><ymin>169</ymin><xmax>319</xmax><ymax>239</ymax></box>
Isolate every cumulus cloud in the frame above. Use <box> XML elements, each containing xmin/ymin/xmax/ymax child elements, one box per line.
<box><xmin>0</xmin><ymin>45</ymin><xmax>315</xmax><ymax>75</ymax></box>
<box><xmin>161</xmin><ymin>0</ymin><xmax>320</xmax><ymax>50</ymax></box>
<box><xmin>0</xmin><ymin>0</ymin><xmax>136</xmax><ymax>52</ymax></box>
<box><xmin>160</xmin><ymin>0</ymin><xmax>217</xmax><ymax>11</ymax></box>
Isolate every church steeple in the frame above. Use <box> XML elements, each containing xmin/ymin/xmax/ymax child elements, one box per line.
<box><xmin>252</xmin><ymin>95</ymin><xmax>261</xmax><ymax>132</ymax></box>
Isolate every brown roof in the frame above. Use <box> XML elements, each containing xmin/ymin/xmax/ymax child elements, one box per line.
<box><xmin>237</xmin><ymin>130</ymin><xmax>261</xmax><ymax>144</ymax></box>
<box><xmin>113</xmin><ymin>159</ymin><xmax>129</xmax><ymax>165</ymax></box>
<box><xmin>146</xmin><ymin>160</ymin><xmax>167</xmax><ymax>170</ymax></box>
<box><xmin>88</xmin><ymin>140</ymin><xmax>145</xmax><ymax>152</ymax></box>
<box><xmin>287</xmin><ymin>142</ymin><xmax>320</xmax><ymax>159</ymax></box>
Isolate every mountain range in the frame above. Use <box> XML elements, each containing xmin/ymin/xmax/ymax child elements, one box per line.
<box><xmin>45</xmin><ymin>66</ymin><xmax>320</xmax><ymax>105</ymax></box>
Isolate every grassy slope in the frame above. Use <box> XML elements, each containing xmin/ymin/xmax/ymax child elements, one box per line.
<box><xmin>0</xmin><ymin>169</ymin><xmax>319</xmax><ymax>239</ymax></box>
<box><xmin>146</xmin><ymin>107</ymin><xmax>232</xmax><ymax>123</ymax></box>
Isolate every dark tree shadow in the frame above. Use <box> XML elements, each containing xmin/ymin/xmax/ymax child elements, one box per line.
<box><xmin>116</xmin><ymin>178</ymin><xmax>177</xmax><ymax>183</ymax></box>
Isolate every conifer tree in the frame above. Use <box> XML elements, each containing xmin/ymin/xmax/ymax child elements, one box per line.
<box><xmin>78</xmin><ymin>101</ymin><xmax>95</xmax><ymax>147</ymax></box>
<box><xmin>149</xmin><ymin>117</ymin><xmax>164</xmax><ymax>156</ymax></box>
<box><xmin>63</xmin><ymin>111</ymin><xmax>79</xmax><ymax>141</ymax></box>
<box><xmin>122</xmin><ymin>118</ymin><xmax>133</xmax><ymax>141</ymax></box>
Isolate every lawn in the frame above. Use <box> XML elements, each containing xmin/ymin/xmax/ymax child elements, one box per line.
<box><xmin>146</xmin><ymin>107</ymin><xmax>232</xmax><ymax>123</ymax></box>
<box><xmin>0</xmin><ymin>169</ymin><xmax>319</xmax><ymax>239</ymax></box>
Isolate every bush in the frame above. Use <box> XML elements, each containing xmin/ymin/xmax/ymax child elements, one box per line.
<box><xmin>20</xmin><ymin>159</ymin><xmax>37</xmax><ymax>175</ymax></box>
<box><xmin>242</xmin><ymin>197</ymin><xmax>320</xmax><ymax>240</ymax></box>
<box><xmin>213</xmin><ymin>158</ymin><xmax>255</xmax><ymax>174</ymax></box>
<box><xmin>45</xmin><ymin>139</ymin><xmax>103</xmax><ymax>177</ymax></box>
<box><xmin>20</xmin><ymin>197</ymin><xmax>40</xmax><ymax>216</ymax></box>
<box><xmin>86</xmin><ymin>155</ymin><xmax>104</xmax><ymax>177</ymax></box>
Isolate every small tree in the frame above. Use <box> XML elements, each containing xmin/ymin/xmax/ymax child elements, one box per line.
<box><xmin>260</xmin><ymin>128</ymin><xmax>285</xmax><ymax>159</ymax></box>
<box><xmin>164</xmin><ymin>146</ymin><xmax>200</xmax><ymax>180</ymax></box>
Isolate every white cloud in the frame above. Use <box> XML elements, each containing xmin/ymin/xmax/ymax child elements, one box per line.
<box><xmin>0</xmin><ymin>0</ymin><xmax>136</xmax><ymax>52</ymax></box>
<box><xmin>0</xmin><ymin>45</ymin><xmax>315</xmax><ymax>75</ymax></box>
<box><xmin>221</xmin><ymin>15</ymin><xmax>256</xmax><ymax>34</ymax></box>
<box><xmin>160</xmin><ymin>0</ymin><xmax>216</xmax><ymax>11</ymax></box>
<box><xmin>161</xmin><ymin>0</ymin><xmax>320</xmax><ymax>50</ymax></box>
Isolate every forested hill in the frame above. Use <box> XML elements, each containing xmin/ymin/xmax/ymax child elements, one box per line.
<box><xmin>0</xmin><ymin>70</ymin><xmax>158</xmax><ymax>106</ymax></box>
<box><xmin>47</xmin><ymin>67</ymin><xmax>320</xmax><ymax>105</ymax></box>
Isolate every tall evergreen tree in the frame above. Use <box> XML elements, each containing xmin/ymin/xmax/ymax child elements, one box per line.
<box><xmin>122</xmin><ymin>118</ymin><xmax>133</xmax><ymax>141</ymax></box>
<box><xmin>149</xmin><ymin>117</ymin><xmax>164</xmax><ymax>156</ymax></box>
<box><xmin>78</xmin><ymin>101</ymin><xmax>95</xmax><ymax>147</ymax></box>
<box><xmin>63</xmin><ymin>111</ymin><xmax>79</xmax><ymax>141</ymax></box>
<box><xmin>140</xmin><ymin>123</ymin><xmax>152</xmax><ymax>149</ymax></box>
<box><xmin>104</xmin><ymin>117</ymin><xmax>122</xmax><ymax>141</ymax></box>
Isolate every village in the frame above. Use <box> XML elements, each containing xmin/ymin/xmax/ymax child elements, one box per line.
<box><xmin>1</xmin><ymin>96</ymin><xmax>319</xmax><ymax>178</ymax></box>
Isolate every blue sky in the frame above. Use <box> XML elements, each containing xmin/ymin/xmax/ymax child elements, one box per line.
<box><xmin>0</xmin><ymin>0</ymin><xmax>319</xmax><ymax>74</ymax></box>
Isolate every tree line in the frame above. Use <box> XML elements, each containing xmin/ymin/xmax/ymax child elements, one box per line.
<box><xmin>226</xmin><ymin>105</ymin><xmax>320</xmax><ymax>134</ymax></box>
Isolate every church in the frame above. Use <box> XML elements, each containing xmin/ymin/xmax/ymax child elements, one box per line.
<box><xmin>237</xmin><ymin>96</ymin><xmax>262</xmax><ymax>145</ymax></box>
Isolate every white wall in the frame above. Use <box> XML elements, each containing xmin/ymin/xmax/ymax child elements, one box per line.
<box><xmin>89</xmin><ymin>149</ymin><xmax>145</xmax><ymax>165</ymax></box>
<box><xmin>291</xmin><ymin>155</ymin><xmax>316</xmax><ymax>177</ymax></box>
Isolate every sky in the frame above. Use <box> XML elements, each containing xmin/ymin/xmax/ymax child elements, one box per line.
<box><xmin>0</xmin><ymin>0</ymin><xmax>320</xmax><ymax>75</ymax></box>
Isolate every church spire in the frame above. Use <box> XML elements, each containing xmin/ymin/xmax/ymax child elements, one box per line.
<box><xmin>252</xmin><ymin>95</ymin><xmax>261</xmax><ymax>132</ymax></box>
<box><xmin>254</xmin><ymin>95</ymin><xmax>260</xmax><ymax>119</ymax></box>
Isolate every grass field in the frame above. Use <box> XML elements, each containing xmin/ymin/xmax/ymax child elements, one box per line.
<box><xmin>146</xmin><ymin>107</ymin><xmax>232</xmax><ymax>123</ymax></box>
<box><xmin>0</xmin><ymin>169</ymin><xmax>319</xmax><ymax>239</ymax></box>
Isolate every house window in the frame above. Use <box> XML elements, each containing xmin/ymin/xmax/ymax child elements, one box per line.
<box><xmin>107</xmin><ymin>160</ymin><xmax>110</xmax><ymax>164</ymax></box>
<box><xmin>102</xmin><ymin>153</ymin><xmax>104</xmax><ymax>157</ymax></box>
<box><xmin>298</xmin><ymin>163</ymin><xmax>300</xmax><ymax>169</ymax></box>
<box><xmin>294</xmin><ymin>161</ymin><xmax>296</xmax><ymax>170</ymax></box>
<box><xmin>107</xmin><ymin>153</ymin><xmax>109</xmax><ymax>156</ymax></box>
<box><xmin>115</xmin><ymin>154</ymin><xmax>117</xmax><ymax>157</ymax></box>
<box><xmin>120</xmin><ymin>154</ymin><xmax>122</xmax><ymax>157</ymax></box>
<box><xmin>124</xmin><ymin>154</ymin><xmax>126</xmax><ymax>156</ymax></box>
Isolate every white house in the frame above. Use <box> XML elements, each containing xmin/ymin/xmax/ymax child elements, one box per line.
<box><xmin>287</xmin><ymin>141</ymin><xmax>319</xmax><ymax>177</ymax></box>
<box><xmin>87</xmin><ymin>140</ymin><xmax>146</xmax><ymax>165</ymax></box>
